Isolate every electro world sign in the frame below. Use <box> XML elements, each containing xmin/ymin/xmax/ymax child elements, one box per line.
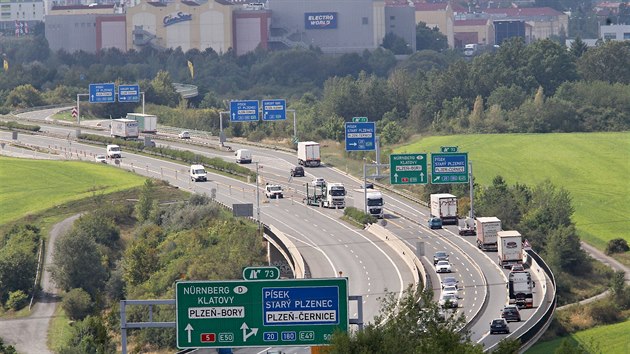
<box><xmin>305</xmin><ymin>12</ymin><xmax>338</xmax><ymax>29</ymax></box>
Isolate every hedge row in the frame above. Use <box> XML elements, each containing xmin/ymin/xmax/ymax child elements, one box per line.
<box><xmin>344</xmin><ymin>206</ymin><xmax>378</xmax><ymax>225</ymax></box>
<box><xmin>79</xmin><ymin>133</ymin><xmax>257</xmax><ymax>180</ymax></box>
<box><xmin>0</xmin><ymin>120</ymin><xmax>41</xmax><ymax>132</ymax></box>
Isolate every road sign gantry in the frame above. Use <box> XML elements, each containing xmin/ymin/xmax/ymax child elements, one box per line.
<box><xmin>176</xmin><ymin>278</ymin><xmax>348</xmax><ymax>349</ymax></box>
<box><xmin>389</xmin><ymin>153</ymin><xmax>427</xmax><ymax>185</ymax></box>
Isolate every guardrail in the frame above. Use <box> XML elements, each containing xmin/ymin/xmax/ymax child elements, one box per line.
<box><xmin>517</xmin><ymin>249</ymin><xmax>556</xmax><ymax>352</ymax></box>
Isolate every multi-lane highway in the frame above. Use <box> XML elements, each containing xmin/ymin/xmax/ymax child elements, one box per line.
<box><xmin>3</xmin><ymin>110</ymin><xmax>555</xmax><ymax>352</ymax></box>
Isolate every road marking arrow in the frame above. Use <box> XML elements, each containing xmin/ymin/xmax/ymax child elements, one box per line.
<box><xmin>185</xmin><ymin>323</ymin><xmax>193</xmax><ymax>343</ymax></box>
<box><xmin>240</xmin><ymin>322</ymin><xmax>258</xmax><ymax>341</ymax></box>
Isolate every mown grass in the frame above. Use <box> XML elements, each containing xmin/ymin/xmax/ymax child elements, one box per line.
<box><xmin>0</xmin><ymin>156</ymin><xmax>146</xmax><ymax>225</ymax></box>
<box><xmin>394</xmin><ymin>132</ymin><xmax>630</xmax><ymax>251</ymax></box>
<box><xmin>526</xmin><ymin>318</ymin><xmax>630</xmax><ymax>354</ymax></box>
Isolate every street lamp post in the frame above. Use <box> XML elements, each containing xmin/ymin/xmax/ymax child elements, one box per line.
<box><xmin>255</xmin><ymin>162</ymin><xmax>261</xmax><ymax>232</ymax></box>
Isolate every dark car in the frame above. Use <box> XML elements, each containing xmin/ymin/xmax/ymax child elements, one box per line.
<box><xmin>428</xmin><ymin>217</ymin><xmax>443</xmax><ymax>229</ymax></box>
<box><xmin>490</xmin><ymin>318</ymin><xmax>510</xmax><ymax>334</ymax></box>
<box><xmin>290</xmin><ymin>166</ymin><xmax>305</xmax><ymax>177</ymax></box>
<box><xmin>440</xmin><ymin>276</ymin><xmax>459</xmax><ymax>289</ymax></box>
<box><xmin>433</xmin><ymin>251</ymin><xmax>449</xmax><ymax>265</ymax></box>
<box><xmin>501</xmin><ymin>305</ymin><xmax>521</xmax><ymax>322</ymax></box>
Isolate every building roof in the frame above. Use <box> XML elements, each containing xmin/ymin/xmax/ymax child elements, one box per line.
<box><xmin>454</xmin><ymin>19</ymin><xmax>488</xmax><ymax>26</ymax></box>
<box><xmin>51</xmin><ymin>4</ymin><xmax>114</xmax><ymax>10</ymax></box>
<box><xmin>484</xmin><ymin>7</ymin><xmax>564</xmax><ymax>17</ymax></box>
<box><xmin>414</xmin><ymin>2</ymin><xmax>449</xmax><ymax>11</ymax></box>
<box><xmin>181</xmin><ymin>0</ymin><xmax>200</xmax><ymax>6</ymax></box>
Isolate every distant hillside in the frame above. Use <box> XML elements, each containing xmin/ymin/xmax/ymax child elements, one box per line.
<box><xmin>395</xmin><ymin>132</ymin><xmax>630</xmax><ymax>250</ymax></box>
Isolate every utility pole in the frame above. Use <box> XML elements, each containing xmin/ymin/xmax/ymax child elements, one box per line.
<box><xmin>255</xmin><ymin>162</ymin><xmax>261</xmax><ymax>232</ymax></box>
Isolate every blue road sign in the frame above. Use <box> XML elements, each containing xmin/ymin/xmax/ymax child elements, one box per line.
<box><xmin>118</xmin><ymin>84</ymin><xmax>140</xmax><ymax>102</ymax></box>
<box><xmin>230</xmin><ymin>100</ymin><xmax>259</xmax><ymax>122</ymax></box>
<box><xmin>431</xmin><ymin>153</ymin><xmax>469</xmax><ymax>184</ymax></box>
<box><xmin>262</xmin><ymin>99</ymin><xmax>286</xmax><ymax>121</ymax></box>
<box><xmin>345</xmin><ymin>122</ymin><xmax>375</xmax><ymax>151</ymax></box>
<box><xmin>89</xmin><ymin>83</ymin><xmax>115</xmax><ymax>103</ymax></box>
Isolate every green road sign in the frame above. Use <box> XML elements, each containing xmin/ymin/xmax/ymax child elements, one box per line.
<box><xmin>243</xmin><ymin>266</ymin><xmax>280</xmax><ymax>281</ymax></box>
<box><xmin>292</xmin><ymin>136</ymin><xmax>298</xmax><ymax>144</ymax></box>
<box><xmin>440</xmin><ymin>146</ymin><xmax>458</xmax><ymax>153</ymax></box>
<box><xmin>389</xmin><ymin>153</ymin><xmax>427</xmax><ymax>185</ymax></box>
<box><xmin>352</xmin><ymin>117</ymin><xmax>368</xmax><ymax>122</ymax></box>
<box><xmin>176</xmin><ymin>278</ymin><xmax>348</xmax><ymax>349</ymax></box>
<box><xmin>431</xmin><ymin>152</ymin><xmax>469</xmax><ymax>184</ymax></box>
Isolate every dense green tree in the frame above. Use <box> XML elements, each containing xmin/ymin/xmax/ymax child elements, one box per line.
<box><xmin>381</xmin><ymin>32</ymin><xmax>412</xmax><ymax>55</ymax></box>
<box><xmin>416</xmin><ymin>22</ymin><xmax>448</xmax><ymax>51</ymax></box>
<box><xmin>146</xmin><ymin>70</ymin><xmax>179</xmax><ymax>107</ymax></box>
<box><xmin>487</xmin><ymin>85</ymin><xmax>528</xmax><ymax>111</ymax></box>
<box><xmin>50</xmin><ymin>230</ymin><xmax>107</xmax><ymax>298</ymax></box>
<box><xmin>366</xmin><ymin>47</ymin><xmax>398</xmax><ymax>77</ymax></box>
<box><xmin>473</xmin><ymin>176</ymin><xmax>524</xmax><ymax>229</ymax></box>
<box><xmin>62</xmin><ymin>288</ymin><xmax>93</xmax><ymax>320</ymax></box>
<box><xmin>525</xmin><ymin>39</ymin><xmax>578</xmax><ymax>95</ymax></box>
<box><xmin>577</xmin><ymin>41</ymin><xmax>630</xmax><ymax>84</ymax></box>
<box><xmin>74</xmin><ymin>212</ymin><xmax>120</xmax><ymax>248</ymax></box>
<box><xmin>134</xmin><ymin>179</ymin><xmax>155</xmax><ymax>223</ymax></box>
<box><xmin>544</xmin><ymin>225</ymin><xmax>587</xmax><ymax>274</ymax></box>
<box><xmin>0</xmin><ymin>225</ymin><xmax>39</xmax><ymax>304</ymax></box>
<box><xmin>57</xmin><ymin>315</ymin><xmax>115</xmax><ymax>354</ymax></box>
<box><xmin>569</xmin><ymin>37</ymin><xmax>588</xmax><ymax>58</ymax></box>
<box><xmin>4</xmin><ymin>84</ymin><xmax>44</xmax><ymax>108</ymax></box>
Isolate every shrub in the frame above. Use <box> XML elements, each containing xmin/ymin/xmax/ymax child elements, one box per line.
<box><xmin>5</xmin><ymin>290</ymin><xmax>28</xmax><ymax>311</ymax></box>
<box><xmin>344</xmin><ymin>207</ymin><xmax>378</xmax><ymax>225</ymax></box>
<box><xmin>62</xmin><ymin>288</ymin><xmax>93</xmax><ymax>321</ymax></box>
<box><xmin>605</xmin><ymin>238</ymin><xmax>629</xmax><ymax>255</ymax></box>
<box><xmin>588</xmin><ymin>299</ymin><xmax>621</xmax><ymax>324</ymax></box>
<box><xmin>0</xmin><ymin>120</ymin><xmax>40</xmax><ymax>131</ymax></box>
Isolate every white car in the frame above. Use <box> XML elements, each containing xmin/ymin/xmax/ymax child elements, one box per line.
<box><xmin>442</xmin><ymin>285</ymin><xmax>458</xmax><ymax>297</ymax></box>
<box><xmin>435</xmin><ymin>260</ymin><xmax>452</xmax><ymax>273</ymax></box>
<box><xmin>311</xmin><ymin>177</ymin><xmax>326</xmax><ymax>187</ymax></box>
<box><xmin>178</xmin><ymin>131</ymin><xmax>191</xmax><ymax>139</ymax></box>
<box><xmin>439</xmin><ymin>293</ymin><xmax>459</xmax><ymax>308</ymax></box>
<box><xmin>94</xmin><ymin>154</ymin><xmax>107</xmax><ymax>163</ymax></box>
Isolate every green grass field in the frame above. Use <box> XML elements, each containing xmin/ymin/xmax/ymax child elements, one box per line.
<box><xmin>526</xmin><ymin>318</ymin><xmax>630</xmax><ymax>354</ymax></box>
<box><xmin>395</xmin><ymin>132</ymin><xmax>630</xmax><ymax>250</ymax></box>
<box><xmin>0</xmin><ymin>157</ymin><xmax>146</xmax><ymax>225</ymax></box>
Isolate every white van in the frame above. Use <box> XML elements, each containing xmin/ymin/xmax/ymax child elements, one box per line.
<box><xmin>190</xmin><ymin>164</ymin><xmax>207</xmax><ymax>182</ymax></box>
<box><xmin>106</xmin><ymin>144</ymin><xmax>121</xmax><ymax>159</ymax></box>
<box><xmin>235</xmin><ymin>149</ymin><xmax>252</xmax><ymax>164</ymax></box>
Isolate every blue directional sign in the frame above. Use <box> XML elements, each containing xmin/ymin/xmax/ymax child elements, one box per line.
<box><xmin>89</xmin><ymin>83</ymin><xmax>115</xmax><ymax>103</ymax></box>
<box><xmin>431</xmin><ymin>152</ymin><xmax>469</xmax><ymax>184</ymax></box>
<box><xmin>345</xmin><ymin>122</ymin><xmax>375</xmax><ymax>151</ymax></box>
<box><xmin>230</xmin><ymin>100</ymin><xmax>259</xmax><ymax>122</ymax></box>
<box><xmin>118</xmin><ymin>84</ymin><xmax>140</xmax><ymax>102</ymax></box>
<box><xmin>262</xmin><ymin>99</ymin><xmax>286</xmax><ymax>121</ymax></box>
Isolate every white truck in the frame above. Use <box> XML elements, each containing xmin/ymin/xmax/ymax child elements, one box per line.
<box><xmin>235</xmin><ymin>149</ymin><xmax>252</xmax><ymax>164</ymax></box>
<box><xmin>430</xmin><ymin>193</ymin><xmax>458</xmax><ymax>225</ymax></box>
<box><xmin>110</xmin><ymin>118</ymin><xmax>139</xmax><ymax>139</ymax></box>
<box><xmin>305</xmin><ymin>182</ymin><xmax>346</xmax><ymax>208</ymax></box>
<box><xmin>126</xmin><ymin>113</ymin><xmax>157</xmax><ymax>133</ymax></box>
<box><xmin>297</xmin><ymin>141</ymin><xmax>321</xmax><ymax>167</ymax></box>
<box><xmin>190</xmin><ymin>164</ymin><xmax>207</xmax><ymax>182</ymax></box>
<box><xmin>508</xmin><ymin>271</ymin><xmax>535</xmax><ymax>308</ymax></box>
<box><xmin>497</xmin><ymin>230</ymin><xmax>523</xmax><ymax>268</ymax></box>
<box><xmin>353</xmin><ymin>189</ymin><xmax>384</xmax><ymax>219</ymax></box>
<box><xmin>265</xmin><ymin>184</ymin><xmax>283</xmax><ymax>199</ymax></box>
<box><xmin>106</xmin><ymin>144</ymin><xmax>122</xmax><ymax>159</ymax></box>
<box><xmin>476</xmin><ymin>217</ymin><xmax>502</xmax><ymax>251</ymax></box>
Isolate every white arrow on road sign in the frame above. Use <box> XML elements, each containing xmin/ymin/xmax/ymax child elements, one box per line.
<box><xmin>433</xmin><ymin>176</ymin><xmax>440</xmax><ymax>182</ymax></box>
<box><xmin>240</xmin><ymin>322</ymin><xmax>258</xmax><ymax>341</ymax></box>
<box><xmin>185</xmin><ymin>323</ymin><xmax>194</xmax><ymax>343</ymax></box>
<box><xmin>248</xmin><ymin>270</ymin><xmax>260</xmax><ymax>279</ymax></box>
<box><xmin>393</xmin><ymin>173</ymin><xmax>398</xmax><ymax>182</ymax></box>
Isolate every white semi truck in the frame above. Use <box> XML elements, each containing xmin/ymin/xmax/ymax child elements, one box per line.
<box><xmin>497</xmin><ymin>230</ymin><xmax>523</xmax><ymax>268</ymax></box>
<box><xmin>508</xmin><ymin>271</ymin><xmax>535</xmax><ymax>308</ymax></box>
<box><xmin>297</xmin><ymin>141</ymin><xmax>321</xmax><ymax>167</ymax></box>
<box><xmin>304</xmin><ymin>182</ymin><xmax>346</xmax><ymax>208</ymax></box>
<box><xmin>476</xmin><ymin>217</ymin><xmax>502</xmax><ymax>251</ymax></box>
<box><xmin>353</xmin><ymin>189</ymin><xmax>384</xmax><ymax>219</ymax></box>
<box><xmin>110</xmin><ymin>118</ymin><xmax>139</xmax><ymax>139</ymax></box>
<box><xmin>430</xmin><ymin>193</ymin><xmax>458</xmax><ymax>225</ymax></box>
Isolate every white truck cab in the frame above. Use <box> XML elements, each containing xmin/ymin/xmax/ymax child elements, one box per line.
<box><xmin>235</xmin><ymin>149</ymin><xmax>252</xmax><ymax>164</ymax></box>
<box><xmin>190</xmin><ymin>164</ymin><xmax>207</xmax><ymax>182</ymax></box>
<box><xmin>265</xmin><ymin>184</ymin><xmax>284</xmax><ymax>199</ymax></box>
<box><xmin>106</xmin><ymin>144</ymin><xmax>121</xmax><ymax>159</ymax></box>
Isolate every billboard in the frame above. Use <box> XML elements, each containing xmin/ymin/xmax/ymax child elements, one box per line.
<box><xmin>305</xmin><ymin>12</ymin><xmax>337</xmax><ymax>29</ymax></box>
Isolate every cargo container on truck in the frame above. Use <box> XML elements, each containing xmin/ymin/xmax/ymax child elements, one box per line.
<box><xmin>110</xmin><ymin>118</ymin><xmax>139</xmax><ymax>139</ymax></box>
<box><xmin>353</xmin><ymin>189</ymin><xmax>384</xmax><ymax>218</ymax></box>
<box><xmin>297</xmin><ymin>141</ymin><xmax>321</xmax><ymax>167</ymax></box>
<box><xmin>476</xmin><ymin>217</ymin><xmax>502</xmax><ymax>251</ymax></box>
<box><xmin>508</xmin><ymin>271</ymin><xmax>535</xmax><ymax>308</ymax></box>
<box><xmin>430</xmin><ymin>193</ymin><xmax>458</xmax><ymax>225</ymax></box>
<box><xmin>126</xmin><ymin>113</ymin><xmax>157</xmax><ymax>133</ymax></box>
<box><xmin>497</xmin><ymin>230</ymin><xmax>523</xmax><ymax>268</ymax></box>
<box><xmin>304</xmin><ymin>182</ymin><xmax>346</xmax><ymax>208</ymax></box>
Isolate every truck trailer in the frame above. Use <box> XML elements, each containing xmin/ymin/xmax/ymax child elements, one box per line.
<box><xmin>497</xmin><ymin>230</ymin><xmax>523</xmax><ymax>268</ymax></box>
<box><xmin>430</xmin><ymin>193</ymin><xmax>458</xmax><ymax>225</ymax></box>
<box><xmin>110</xmin><ymin>118</ymin><xmax>139</xmax><ymax>139</ymax></box>
<box><xmin>304</xmin><ymin>182</ymin><xmax>346</xmax><ymax>208</ymax></box>
<box><xmin>126</xmin><ymin>113</ymin><xmax>157</xmax><ymax>133</ymax></box>
<box><xmin>297</xmin><ymin>141</ymin><xmax>321</xmax><ymax>167</ymax></box>
<box><xmin>508</xmin><ymin>271</ymin><xmax>535</xmax><ymax>308</ymax></box>
<box><xmin>353</xmin><ymin>189</ymin><xmax>384</xmax><ymax>219</ymax></box>
<box><xmin>476</xmin><ymin>217</ymin><xmax>502</xmax><ymax>251</ymax></box>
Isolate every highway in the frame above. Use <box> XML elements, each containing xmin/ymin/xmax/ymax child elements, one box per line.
<box><xmin>3</xmin><ymin>111</ymin><xmax>555</xmax><ymax>352</ymax></box>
